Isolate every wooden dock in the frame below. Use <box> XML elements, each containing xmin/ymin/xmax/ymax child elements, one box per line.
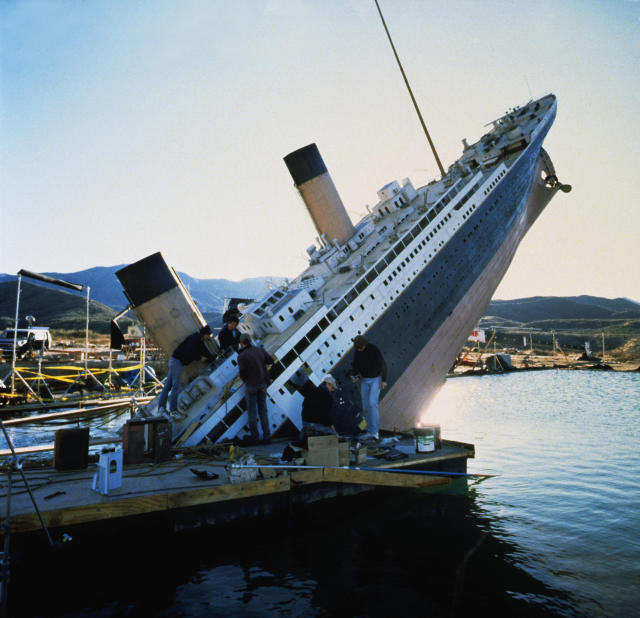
<box><xmin>0</xmin><ymin>437</ymin><xmax>474</xmax><ymax>537</ymax></box>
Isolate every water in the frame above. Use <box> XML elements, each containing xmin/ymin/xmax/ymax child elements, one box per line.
<box><xmin>4</xmin><ymin>370</ymin><xmax>640</xmax><ymax>617</ymax></box>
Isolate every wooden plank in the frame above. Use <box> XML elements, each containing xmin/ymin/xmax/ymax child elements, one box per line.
<box><xmin>322</xmin><ymin>467</ymin><xmax>451</xmax><ymax>488</ymax></box>
<box><xmin>3</xmin><ymin>400</ymin><xmax>146</xmax><ymax>426</ymax></box>
<box><xmin>3</xmin><ymin>476</ymin><xmax>292</xmax><ymax>534</ymax></box>
<box><xmin>0</xmin><ymin>437</ymin><xmax>120</xmax><ymax>457</ymax></box>
<box><xmin>166</xmin><ymin>476</ymin><xmax>291</xmax><ymax>509</ymax></box>
<box><xmin>290</xmin><ymin>468</ymin><xmax>325</xmax><ymax>485</ymax></box>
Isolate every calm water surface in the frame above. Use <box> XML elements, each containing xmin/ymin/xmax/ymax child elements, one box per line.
<box><xmin>5</xmin><ymin>370</ymin><xmax>640</xmax><ymax>617</ymax></box>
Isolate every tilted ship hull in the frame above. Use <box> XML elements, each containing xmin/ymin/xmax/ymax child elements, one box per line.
<box><xmin>117</xmin><ymin>93</ymin><xmax>569</xmax><ymax>445</ymax></box>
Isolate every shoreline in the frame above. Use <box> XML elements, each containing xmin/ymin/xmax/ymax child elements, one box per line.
<box><xmin>449</xmin><ymin>351</ymin><xmax>639</xmax><ymax>377</ymax></box>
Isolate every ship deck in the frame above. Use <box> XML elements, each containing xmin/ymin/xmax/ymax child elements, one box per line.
<box><xmin>0</xmin><ymin>435</ymin><xmax>474</xmax><ymax>537</ymax></box>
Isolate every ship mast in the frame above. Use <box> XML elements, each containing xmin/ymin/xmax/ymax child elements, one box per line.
<box><xmin>374</xmin><ymin>0</ymin><xmax>446</xmax><ymax>178</ymax></box>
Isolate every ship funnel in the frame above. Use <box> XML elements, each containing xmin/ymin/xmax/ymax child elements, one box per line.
<box><xmin>284</xmin><ymin>144</ymin><xmax>355</xmax><ymax>246</ymax></box>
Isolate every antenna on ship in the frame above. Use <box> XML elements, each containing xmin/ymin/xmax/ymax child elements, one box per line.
<box><xmin>374</xmin><ymin>0</ymin><xmax>445</xmax><ymax>178</ymax></box>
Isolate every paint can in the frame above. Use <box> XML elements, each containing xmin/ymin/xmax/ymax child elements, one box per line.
<box><xmin>414</xmin><ymin>425</ymin><xmax>441</xmax><ymax>453</ymax></box>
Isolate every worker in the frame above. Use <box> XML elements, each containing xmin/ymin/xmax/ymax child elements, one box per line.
<box><xmin>218</xmin><ymin>315</ymin><xmax>240</xmax><ymax>354</ymax></box>
<box><xmin>237</xmin><ymin>334</ymin><xmax>273</xmax><ymax>443</ymax></box>
<box><xmin>299</xmin><ymin>374</ymin><xmax>339</xmax><ymax>439</ymax></box>
<box><xmin>158</xmin><ymin>325</ymin><xmax>216</xmax><ymax>420</ymax></box>
<box><xmin>349</xmin><ymin>335</ymin><xmax>387</xmax><ymax>440</ymax></box>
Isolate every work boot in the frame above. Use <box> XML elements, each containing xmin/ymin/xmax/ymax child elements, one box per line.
<box><xmin>170</xmin><ymin>409</ymin><xmax>188</xmax><ymax>422</ymax></box>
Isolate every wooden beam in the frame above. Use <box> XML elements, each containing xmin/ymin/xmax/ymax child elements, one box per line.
<box><xmin>3</xmin><ymin>476</ymin><xmax>292</xmax><ymax>534</ymax></box>
<box><xmin>322</xmin><ymin>467</ymin><xmax>451</xmax><ymax>488</ymax></box>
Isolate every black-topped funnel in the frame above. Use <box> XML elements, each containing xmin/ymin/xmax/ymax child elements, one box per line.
<box><xmin>284</xmin><ymin>144</ymin><xmax>355</xmax><ymax>246</ymax></box>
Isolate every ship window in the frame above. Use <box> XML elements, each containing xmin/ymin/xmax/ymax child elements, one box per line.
<box><xmin>359</xmin><ymin>304</ymin><xmax>365</xmax><ymax>311</ymax></box>
<box><xmin>328</xmin><ymin>310</ymin><xmax>338</xmax><ymax>321</ymax></box>
<box><xmin>365</xmin><ymin>271</ymin><xmax>376</xmax><ymax>284</ymax></box>
<box><xmin>279</xmin><ymin>315</ymin><xmax>285</xmax><ymax>322</ymax></box>
<box><xmin>282</xmin><ymin>350</ymin><xmax>297</xmax><ymax>366</ymax></box>
<box><xmin>335</xmin><ymin>300</ymin><xmax>348</xmax><ymax>314</ymax></box>
<box><xmin>288</xmin><ymin>307</ymin><xmax>294</xmax><ymax>313</ymax></box>
<box><xmin>273</xmin><ymin>290</ymin><xmax>284</xmax><ymax>299</ymax></box>
<box><xmin>394</xmin><ymin>241</ymin><xmax>404</xmax><ymax>253</ymax></box>
<box><xmin>294</xmin><ymin>338</ymin><xmax>310</xmax><ymax>354</ymax></box>
<box><xmin>319</xmin><ymin>318</ymin><xmax>330</xmax><ymax>330</ymax></box>
<box><xmin>356</xmin><ymin>281</ymin><xmax>367</xmax><ymax>294</ymax></box>
<box><xmin>225</xmin><ymin>404</ymin><xmax>244</xmax><ymax>426</ymax></box>
<box><xmin>375</xmin><ymin>259</ymin><xmax>386</xmax><ymax>272</ymax></box>
<box><xmin>269</xmin><ymin>362</ymin><xmax>285</xmax><ymax>381</ymax></box>
<box><xmin>307</xmin><ymin>325</ymin><xmax>322</xmax><ymax>341</ymax></box>
<box><xmin>208</xmin><ymin>421</ymin><xmax>229</xmax><ymax>443</ymax></box>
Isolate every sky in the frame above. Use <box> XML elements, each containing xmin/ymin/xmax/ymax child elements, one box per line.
<box><xmin>1</xmin><ymin>0</ymin><xmax>639</xmax><ymax>301</ymax></box>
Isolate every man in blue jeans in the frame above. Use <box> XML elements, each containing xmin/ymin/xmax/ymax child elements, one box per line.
<box><xmin>350</xmin><ymin>335</ymin><xmax>387</xmax><ymax>440</ymax></box>
<box><xmin>157</xmin><ymin>325</ymin><xmax>216</xmax><ymax>420</ymax></box>
<box><xmin>237</xmin><ymin>334</ymin><xmax>274</xmax><ymax>443</ymax></box>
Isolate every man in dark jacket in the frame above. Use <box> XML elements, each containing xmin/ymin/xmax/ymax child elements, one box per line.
<box><xmin>237</xmin><ymin>334</ymin><xmax>274</xmax><ymax>442</ymax></box>
<box><xmin>158</xmin><ymin>325</ymin><xmax>216</xmax><ymax>419</ymax></box>
<box><xmin>350</xmin><ymin>335</ymin><xmax>387</xmax><ymax>439</ymax></box>
<box><xmin>218</xmin><ymin>316</ymin><xmax>240</xmax><ymax>354</ymax></box>
<box><xmin>299</xmin><ymin>374</ymin><xmax>338</xmax><ymax>438</ymax></box>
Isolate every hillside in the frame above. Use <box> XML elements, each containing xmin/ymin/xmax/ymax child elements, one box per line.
<box><xmin>0</xmin><ymin>267</ymin><xmax>282</xmax><ymax>314</ymax></box>
<box><xmin>0</xmin><ymin>280</ymin><xmax>123</xmax><ymax>334</ymax></box>
<box><xmin>2</xmin><ymin>268</ymin><xmax>638</xmax><ymax>358</ymax></box>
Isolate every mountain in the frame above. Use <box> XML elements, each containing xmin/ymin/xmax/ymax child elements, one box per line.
<box><xmin>2</xmin><ymin>268</ymin><xmax>638</xmax><ymax>343</ymax></box>
<box><xmin>483</xmin><ymin>296</ymin><xmax>640</xmax><ymax>325</ymax></box>
<box><xmin>0</xmin><ymin>267</ymin><xmax>284</xmax><ymax>333</ymax></box>
<box><xmin>0</xmin><ymin>280</ymin><xmax>121</xmax><ymax>334</ymax></box>
<box><xmin>0</xmin><ymin>267</ymin><xmax>284</xmax><ymax>315</ymax></box>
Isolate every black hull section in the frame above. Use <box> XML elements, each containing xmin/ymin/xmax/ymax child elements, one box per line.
<box><xmin>330</xmin><ymin>126</ymin><xmax>550</xmax><ymax>424</ymax></box>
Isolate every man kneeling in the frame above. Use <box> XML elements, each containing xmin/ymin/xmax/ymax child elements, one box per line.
<box><xmin>299</xmin><ymin>374</ymin><xmax>338</xmax><ymax>439</ymax></box>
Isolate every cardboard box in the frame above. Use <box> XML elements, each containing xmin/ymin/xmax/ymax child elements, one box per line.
<box><xmin>351</xmin><ymin>445</ymin><xmax>368</xmax><ymax>465</ymax></box>
<box><xmin>306</xmin><ymin>434</ymin><xmax>339</xmax><ymax>467</ymax></box>
<box><xmin>306</xmin><ymin>435</ymin><xmax>338</xmax><ymax>450</ymax></box>
<box><xmin>338</xmin><ymin>439</ymin><xmax>350</xmax><ymax>466</ymax></box>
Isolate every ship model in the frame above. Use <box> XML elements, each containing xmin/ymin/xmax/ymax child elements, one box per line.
<box><xmin>115</xmin><ymin>89</ymin><xmax>570</xmax><ymax>447</ymax></box>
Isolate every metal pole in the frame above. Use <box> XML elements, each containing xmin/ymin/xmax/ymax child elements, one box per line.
<box><xmin>0</xmin><ymin>460</ymin><xmax>13</xmax><ymax>617</ymax></box>
<box><xmin>601</xmin><ymin>332</ymin><xmax>605</xmax><ymax>361</ymax></box>
<box><xmin>0</xmin><ymin>419</ymin><xmax>54</xmax><ymax>548</ymax></box>
<box><xmin>84</xmin><ymin>286</ymin><xmax>90</xmax><ymax>373</ymax></box>
<box><xmin>10</xmin><ymin>275</ymin><xmax>21</xmax><ymax>395</ymax></box>
<box><xmin>138</xmin><ymin>329</ymin><xmax>146</xmax><ymax>395</ymax></box>
<box><xmin>374</xmin><ymin>0</ymin><xmax>445</xmax><ymax>177</ymax></box>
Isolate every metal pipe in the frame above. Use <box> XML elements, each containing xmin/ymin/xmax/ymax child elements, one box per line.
<box><xmin>374</xmin><ymin>0</ymin><xmax>446</xmax><ymax>177</ymax></box>
<box><xmin>232</xmin><ymin>463</ymin><xmax>495</xmax><ymax>478</ymax></box>
<box><xmin>10</xmin><ymin>274</ymin><xmax>21</xmax><ymax>395</ymax></box>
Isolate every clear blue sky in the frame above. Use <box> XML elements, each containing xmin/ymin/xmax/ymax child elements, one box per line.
<box><xmin>1</xmin><ymin>0</ymin><xmax>639</xmax><ymax>300</ymax></box>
